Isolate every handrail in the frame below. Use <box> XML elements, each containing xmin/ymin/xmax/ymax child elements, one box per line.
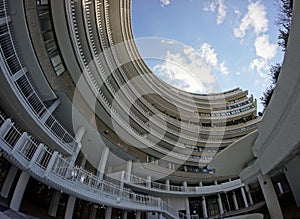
<box><xmin>0</xmin><ymin>0</ymin><xmax>77</xmax><ymax>153</ymax></box>
<box><xmin>0</xmin><ymin>111</ymin><xmax>185</xmax><ymax>219</ymax></box>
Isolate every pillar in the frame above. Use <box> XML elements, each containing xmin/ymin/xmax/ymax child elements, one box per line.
<box><xmin>241</xmin><ymin>187</ymin><xmax>249</xmax><ymax>208</ymax></box>
<box><xmin>217</xmin><ymin>194</ymin><xmax>224</xmax><ymax>215</ymax></box>
<box><xmin>64</xmin><ymin>196</ymin><xmax>76</xmax><ymax>219</ymax></box>
<box><xmin>165</xmin><ymin>180</ymin><xmax>170</xmax><ymax>191</ymax></box>
<box><xmin>158</xmin><ymin>212</ymin><xmax>163</xmax><ymax>219</ymax></box>
<box><xmin>0</xmin><ymin>165</ymin><xmax>18</xmax><ymax>198</ymax></box>
<box><xmin>123</xmin><ymin>211</ymin><xmax>127</xmax><ymax>219</ymax></box>
<box><xmin>245</xmin><ymin>185</ymin><xmax>254</xmax><ymax>205</ymax></box>
<box><xmin>125</xmin><ymin>160</ymin><xmax>132</xmax><ymax>182</ymax></box>
<box><xmin>136</xmin><ymin>211</ymin><xmax>141</xmax><ymax>219</ymax></box>
<box><xmin>48</xmin><ymin>190</ymin><xmax>61</xmax><ymax>217</ymax></box>
<box><xmin>89</xmin><ymin>204</ymin><xmax>97</xmax><ymax>219</ymax></box>
<box><xmin>185</xmin><ymin>197</ymin><xmax>191</xmax><ymax>219</ymax></box>
<box><xmin>199</xmin><ymin>182</ymin><xmax>208</xmax><ymax>218</ymax></box>
<box><xmin>105</xmin><ymin>206</ymin><xmax>112</xmax><ymax>219</ymax></box>
<box><xmin>232</xmin><ymin>191</ymin><xmax>239</xmax><ymax>210</ymax></box>
<box><xmin>146</xmin><ymin>175</ymin><xmax>152</xmax><ymax>188</ymax></box>
<box><xmin>202</xmin><ymin>196</ymin><xmax>208</xmax><ymax>218</ymax></box>
<box><xmin>258</xmin><ymin>173</ymin><xmax>284</xmax><ymax>219</ymax></box>
<box><xmin>10</xmin><ymin>171</ymin><xmax>30</xmax><ymax>211</ymax></box>
<box><xmin>277</xmin><ymin>182</ymin><xmax>284</xmax><ymax>194</ymax></box>
<box><xmin>214</xmin><ymin>181</ymin><xmax>224</xmax><ymax>215</ymax></box>
<box><xmin>183</xmin><ymin>181</ymin><xmax>187</xmax><ymax>192</ymax></box>
<box><xmin>97</xmin><ymin>146</ymin><xmax>110</xmax><ymax>180</ymax></box>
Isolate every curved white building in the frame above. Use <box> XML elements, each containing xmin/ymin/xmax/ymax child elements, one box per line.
<box><xmin>0</xmin><ymin>0</ymin><xmax>299</xmax><ymax>218</ymax></box>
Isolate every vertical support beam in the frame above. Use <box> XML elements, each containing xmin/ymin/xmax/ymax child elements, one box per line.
<box><xmin>40</xmin><ymin>99</ymin><xmax>61</xmax><ymax>124</ymax></box>
<box><xmin>105</xmin><ymin>206</ymin><xmax>112</xmax><ymax>219</ymax></box>
<box><xmin>0</xmin><ymin>165</ymin><xmax>18</xmax><ymax>198</ymax></box>
<box><xmin>89</xmin><ymin>204</ymin><xmax>97</xmax><ymax>219</ymax></box>
<box><xmin>120</xmin><ymin>171</ymin><xmax>125</xmax><ymax>191</ymax></box>
<box><xmin>185</xmin><ymin>197</ymin><xmax>191</xmax><ymax>219</ymax></box>
<box><xmin>136</xmin><ymin>211</ymin><xmax>141</xmax><ymax>219</ymax></box>
<box><xmin>44</xmin><ymin>151</ymin><xmax>59</xmax><ymax>177</ymax></box>
<box><xmin>28</xmin><ymin>143</ymin><xmax>44</xmax><ymax>169</ymax></box>
<box><xmin>146</xmin><ymin>175</ymin><xmax>152</xmax><ymax>188</ymax></box>
<box><xmin>10</xmin><ymin>171</ymin><xmax>30</xmax><ymax>211</ymax></box>
<box><xmin>123</xmin><ymin>211</ymin><xmax>127</xmax><ymax>219</ymax></box>
<box><xmin>199</xmin><ymin>182</ymin><xmax>208</xmax><ymax>218</ymax></box>
<box><xmin>0</xmin><ymin>119</ymin><xmax>12</xmax><ymax>137</ymax></box>
<box><xmin>277</xmin><ymin>182</ymin><xmax>284</xmax><ymax>194</ymax></box>
<box><xmin>245</xmin><ymin>185</ymin><xmax>254</xmax><ymax>205</ymax></box>
<box><xmin>165</xmin><ymin>180</ymin><xmax>170</xmax><ymax>191</ymax></box>
<box><xmin>11</xmin><ymin>132</ymin><xmax>29</xmax><ymax>154</ymax></box>
<box><xmin>241</xmin><ymin>187</ymin><xmax>249</xmax><ymax>208</ymax></box>
<box><xmin>48</xmin><ymin>190</ymin><xmax>61</xmax><ymax>217</ymax></box>
<box><xmin>97</xmin><ymin>146</ymin><xmax>110</xmax><ymax>181</ymax></box>
<box><xmin>214</xmin><ymin>181</ymin><xmax>224</xmax><ymax>215</ymax></box>
<box><xmin>232</xmin><ymin>191</ymin><xmax>239</xmax><ymax>210</ymax></box>
<box><xmin>183</xmin><ymin>181</ymin><xmax>188</xmax><ymax>192</ymax></box>
<box><xmin>158</xmin><ymin>212</ymin><xmax>163</xmax><ymax>219</ymax></box>
<box><xmin>125</xmin><ymin>160</ymin><xmax>132</xmax><ymax>182</ymax></box>
<box><xmin>70</xmin><ymin>126</ymin><xmax>86</xmax><ymax>164</ymax></box>
<box><xmin>258</xmin><ymin>173</ymin><xmax>284</xmax><ymax>219</ymax></box>
<box><xmin>64</xmin><ymin>195</ymin><xmax>76</xmax><ymax>219</ymax></box>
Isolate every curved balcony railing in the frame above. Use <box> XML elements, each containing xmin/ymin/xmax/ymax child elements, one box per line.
<box><xmin>0</xmin><ymin>0</ymin><xmax>77</xmax><ymax>153</ymax></box>
<box><xmin>0</xmin><ymin>111</ymin><xmax>184</xmax><ymax>219</ymax></box>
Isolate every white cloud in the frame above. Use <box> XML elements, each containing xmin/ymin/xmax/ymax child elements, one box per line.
<box><xmin>250</xmin><ymin>58</ymin><xmax>268</xmax><ymax>78</ymax></box>
<box><xmin>219</xmin><ymin>61</ymin><xmax>229</xmax><ymax>76</ymax></box>
<box><xmin>152</xmin><ymin>48</ymin><xmax>218</xmax><ymax>93</ymax></box>
<box><xmin>233</xmin><ymin>1</ymin><xmax>268</xmax><ymax>38</ymax></box>
<box><xmin>203</xmin><ymin>0</ymin><xmax>227</xmax><ymax>25</ymax></box>
<box><xmin>200</xmin><ymin>43</ymin><xmax>229</xmax><ymax>76</ymax></box>
<box><xmin>200</xmin><ymin>43</ymin><xmax>218</xmax><ymax>66</ymax></box>
<box><xmin>254</xmin><ymin>34</ymin><xmax>277</xmax><ymax>60</ymax></box>
<box><xmin>160</xmin><ymin>0</ymin><xmax>171</xmax><ymax>7</ymax></box>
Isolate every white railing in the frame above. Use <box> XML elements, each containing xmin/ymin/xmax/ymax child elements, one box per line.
<box><xmin>0</xmin><ymin>0</ymin><xmax>77</xmax><ymax>153</ymax></box>
<box><xmin>0</xmin><ymin>111</ymin><xmax>184</xmax><ymax>219</ymax></box>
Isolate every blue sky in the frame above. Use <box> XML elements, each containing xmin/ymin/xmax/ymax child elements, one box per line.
<box><xmin>131</xmin><ymin>0</ymin><xmax>284</xmax><ymax>112</ymax></box>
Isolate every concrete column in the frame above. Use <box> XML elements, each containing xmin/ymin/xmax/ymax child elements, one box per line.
<box><xmin>80</xmin><ymin>154</ymin><xmax>88</xmax><ymax>168</ymax></box>
<box><xmin>183</xmin><ymin>181</ymin><xmax>188</xmax><ymax>192</ymax></box>
<box><xmin>48</xmin><ymin>190</ymin><xmax>61</xmax><ymax>217</ymax></box>
<box><xmin>165</xmin><ymin>180</ymin><xmax>170</xmax><ymax>191</ymax></box>
<box><xmin>97</xmin><ymin>146</ymin><xmax>110</xmax><ymax>181</ymax></box>
<box><xmin>214</xmin><ymin>181</ymin><xmax>224</xmax><ymax>215</ymax></box>
<box><xmin>245</xmin><ymin>185</ymin><xmax>254</xmax><ymax>205</ymax></box>
<box><xmin>123</xmin><ymin>211</ymin><xmax>127</xmax><ymax>219</ymax></box>
<box><xmin>258</xmin><ymin>173</ymin><xmax>284</xmax><ymax>219</ymax></box>
<box><xmin>105</xmin><ymin>206</ymin><xmax>112</xmax><ymax>219</ymax></box>
<box><xmin>146</xmin><ymin>175</ymin><xmax>152</xmax><ymax>188</ymax></box>
<box><xmin>202</xmin><ymin>196</ymin><xmax>208</xmax><ymax>218</ymax></box>
<box><xmin>11</xmin><ymin>132</ymin><xmax>29</xmax><ymax>154</ymax></box>
<box><xmin>89</xmin><ymin>205</ymin><xmax>97</xmax><ymax>219</ymax></box>
<box><xmin>168</xmin><ymin>163</ymin><xmax>172</xmax><ymax>169</ymax></box>
<box><xmin>120</xmin><ymin>171</ymin><xmax>125</xmax><ymax>191</ymax></box>
<box><xmin>241</xmin><ymin>187</ymin><xmax>249</xmax><ymax>208</ymax></box>
<box><xmin>217</xmin><ymin>194</ymin><xmax>224</xmax><ymax>215</ymax></box>
<box><xmin>185</xmin><ymin>197</ymin><xmax>191</xmax><ymax>219</ymax></box>
<box><xmin>232</xmin><ymin>191</ymin><xmax>239</xmax><ymax>210</ymax></box>
<box><xmin>64</xmin><ymin>195</ymin><xmax>76</xmax><ymax>219</ymax></box>
<box><xmin>158</xmin><ymin>212</ymin><xmax>163</xmax><ymax>219</ymax></box>
<box><xmin>277</xmin><ymin>182</ymin><xmax>284</xmax><ymax>194</ymax></box>
<box><xmin>40</xmin><ymin>99</ymin><xmax>61</xmax><ymax>124</ymax></box>
<box><xmin>70</xmin><ymin>126</ymin><xmax>86</xmax><ymax>164</ymax></box>
<box><xmin>0</xmin><ymin>119</ymin><xmax>12</xmax><ymax>137</ymax></box>
<box><xmin>10</xmin><ymin>171</ymin><xmax>30</xmax><ymax>211</ymax></box>
<box><xmin>0</xmin><ymin>165</ymin><xmax>18</xmax><ymax>198</ymax></box>
<box><xmin>136</xmin><ymin>211</ymin><xmax>141</xmax><ymax>219</ymax></box>
<box><xmin>125</xmin><ymin>160</ymin><xmax>132</xmax><ymax>182</ymax></box>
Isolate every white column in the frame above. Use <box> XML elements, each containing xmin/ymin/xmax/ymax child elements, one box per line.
<box><xmin>258</xmin><ymin>173</ymin><xmax>284</xmax><ymax>219</ymax></box>
<box><xmin>89</xmin><ymin>205</ymin><xmax>97</xmax><ymax>219</ymax></box>
<box><xmin>214</xmin><ymin>181</ymin><xmax>224</xmax><ymax>215</ymax></box>
<box><xmin>120</xmin><ymin>171</ymin><xmax>125</xmax><ymax>191</ymax></box>
<box><xmin>185</xmin><ymin>197</ymin><xmax>191</xmax><ymax>219</ymax></box>
<box><xmin>136</xmin><ymin>211</ymin><xmax>141</xmax><ymax>219</ymax></box>
<box><xmin>245</xmin><ymin>185</ymin><xmax>254</xmax><ymax>205</ymax></box>
<box><xmin>10</xmin><ymin>171</ymin><xmax>30</xmax><ymax>211</ymax></box>
<box><xmin>125</xmin><ymin>160</ymin><xmax>132</xmax><ymax>182</ymax></box>
<box><xmin>165</xmin><ymin>180</ymin><xmax>170</xmax><ymax>191</ymax></box>
<box><xmin>232</xmin><ymin>191</ymin><xmax>239</xmax><ymax>210</ymax></box>
<box><xmin>64</xmin><ymin>195</ymin><xmax>76</xmax><ymax>219</ymax></box>
<box><xmin>0</xmin><ymin>165</ymin><xmax>18</xmax><ymax>198</ymax></box>
<box><xmin>48</xmin><ymin>190</ymin><xmax>61</xmax><ymax>217</ymax></box>
<box><xmin>146</xmin><ymin>175</ymin><xmax>152</xmax><ymax>188</ymax></box>
<box><xmin>97</xmin><ymin>146</ymin><xmax>110</xmax><ymax>180</ymax></box>
<box><xmin>183</xmin><ymin>181</ymin><xmax>188</xmax><ymax>192</ymax></box>
<box><xmin>202</xmin><ymin>196</ymin><xmax>208</xmax><ymax>218</ymax></box>
<box><xmin>0</xmin><ymin>119</ymin><xmax>12</xmax><ymax>137</ymax></box>
<box><xmin>105</xmin><ymin>206</ymin><xmax>112</xmax><ymax>219</ymax></box>
<box><xmin>199</xmin><ymin>182</ymin><xmax>208</xmax><ymax>218</ymax></box>
<box><xmin>217</xmin><ymin>194</ymin><xmax>224</xmax><ymax>215</ymax></box>
<box><xmin>11</xmin><ymin>132</ymin><xmax>29</xmax><ymax>154</ymax></box>
<box><xmin>123</xmin><ymin>211</ymin><xmax>128</xmax><ymax>219</ymax></box>
<box><xmin>277</xmin><ymin>182</ymin><xmax>284</xmax><ymax>194</ymax></box>
<box><xmin>158</xmin><ymin>212</ymin><xmax>163</xmax><ymax>219</ymax></box>
<box><xmin>241</xmin><ymin>187</ymin><xmax>249</xmax><ymax>208</ymax></box>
